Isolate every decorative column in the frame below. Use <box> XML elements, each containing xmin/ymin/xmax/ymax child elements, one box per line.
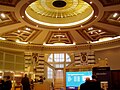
<box><xmin>24</xmin><ymin>52</ymin><xmax>45</xmax><ymax>79</ymax></box>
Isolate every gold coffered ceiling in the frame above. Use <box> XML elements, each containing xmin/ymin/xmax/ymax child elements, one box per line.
<box><xmin>25</xmin><ymin>0</ymin><xmax>94</xmax><ymax>26</ymax></box>
<box><xmin>0</xmin><ymin>0</ymin><xmax>120</xmax><ymax>51</ymax></box>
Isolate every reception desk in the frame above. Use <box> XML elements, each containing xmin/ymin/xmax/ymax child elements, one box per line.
<box><xmin>34</xmin><ymin>83</ymin><xmax>50</xmax><ymax>90</ymax></box>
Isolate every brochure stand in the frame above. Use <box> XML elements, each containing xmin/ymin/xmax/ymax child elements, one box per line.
<box><xmin>92</xmin><ymin>67</ymin><xmax>110</xmax><ymax>90</ymax></box>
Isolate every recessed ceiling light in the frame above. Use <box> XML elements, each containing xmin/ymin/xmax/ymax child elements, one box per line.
<box><xmin>0</xmin><ymin>37</ymin><xmax>6</xmax><ymax>40</ymax></box>
<box><xmin>0</xmin><ymin>13</ymin><xmax>6</xmax><ymax>18</ymax></box>
<box><xmin>88</xmin><ymin>27</ymin><xmax>93</xmax><ymax>30</ymax></box>
<box><xmin>25</xmin><ymin>27</ymin><xmax>30</xmax><ymax>30</ymax></box>
<box><xmin>22</xmin><ymin>16</ymin><xmax>24</xmax><ymax>18</ymax></box>
<box><xmin>95</xmin><ymin>15</ymin><xmax>97</xmax><ymax>18</ymax></box>
<box><xmin>81</xmin><ymin>25</ymin><xmax>83</xmax><ymax>27</ymax></box>
<box><xmin>17</xmin><ymin>30</ymin><xmax>21</xmax><ymax>33</ymax></box>
<box><xmin>98</xmin><ymin>30</ymin><xmax>102</xmax><ymax>32</ymax></box>
<box><xmin>90</xmin><ymin>2</ymin><xmax>92</xmax><ymax>4</ymax></box>
<box><xmin>113</xmin><ymin>13</ymin><xmax>118</xmax><ymax>18</ymax></box>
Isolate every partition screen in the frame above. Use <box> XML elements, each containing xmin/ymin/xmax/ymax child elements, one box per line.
<box><xmin>66</xmin><ymin>71</ymin><xmax>92</xmax><ymax>90</ymax></box>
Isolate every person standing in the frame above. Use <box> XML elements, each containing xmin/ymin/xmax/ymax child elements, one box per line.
<box><xmin>4</xmin><ymin>76</ymin><xmax>12</xmax><ymax>90</ymax></box>
<box><xmin>0</xmin><ymin>79</ymin><xmax>4</xmax><ymax>90</ymax></box>
<box><xmin>21</xmin><ymin>74</ymin><xmax>31</xmax><ymax>90</ymax></box>
<box><xmin>91</xmin><ymin>75</ymin><xmax>101</xmax><ymax>90</ymax></box>
<box><xmin>80</xmin><ymin>77</ymin><xmax>91</xmax><ymax>90</ymax></box>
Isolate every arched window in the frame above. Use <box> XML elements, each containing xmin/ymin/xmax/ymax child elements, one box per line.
<box><xmin>47</xmin><ymin>53</ymin><xmax>71</xmax><ymax>79</ymax></box>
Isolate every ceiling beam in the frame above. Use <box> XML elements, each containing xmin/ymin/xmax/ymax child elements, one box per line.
<box><xmin>69</xmin><ymin>30</ymin><xmax>86</xmax><ymax>44</ymax></box>
<box><xmin>104</xmin><ymin>5</ymin><xmax>120</xmax><ymax>11</ymax></box>
<box><xmin>32</xmin><ymin>30</ymin><xmax>49</xmax><ymax>44</ymax></box>
<box><xmin>94</xmin><ymin>22</ymin><xmax>120</xmax><ymax>34</ymax></box>
<box><xmin>0</xmin><ymin>5</ymin><xmax>15</xmax><ymax>11</ymax></box>
<box><xmin>0</xmin><ymin>23</ymin><xmax>24</xmax><ymax>35</ymax></box>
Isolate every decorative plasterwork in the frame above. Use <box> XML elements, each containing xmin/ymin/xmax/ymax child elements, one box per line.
<box><xmin>0</xmin><ymin>11</ymin><xmax>20</xmax><ymax>27</ymax></box>
<box><xmin>46</xmin><ymin>31</ymin><xmax>73</xmax><ymax>44</ymax></box>
<box><xmin>0</xmin><ymin>0</ymin><xmax>20</xmax><ymax>7</ymax></box>
<box><xmin>99</xmin><ymin>11</ymin><xmax>120</xmax><ymax>27</ymax></box>
<box><xmin>99</xmin><ymin>0</ymin><xmax>120</xmax><ymax>6</ymax></box>
<box><xmin>0</xmin><ymin>38</ymin><xmax>120</xmax><ymax>53</ymax></box>
<box><xmin>76</xmin><ymin>26</ymin><xmax>118</xmax><ymax>41</ymax></box>
<box><xmin>25</xmin><ymin>0</ymin><xmax>94</xmax><ymax>26</ymax></box>
<box><xmin>0</xmin><ymin>0</ymin><xmax>120</xmax><ymax>51</ymax></box>
<box><xmin>1</xmin><ymin>26</ymin><xmax>41</xmax><ymax>42</ymax></box>
<box><xmin>28</xmin><ymin>0</ymin><xmax>92</xmax><ymax>18</ymax></box>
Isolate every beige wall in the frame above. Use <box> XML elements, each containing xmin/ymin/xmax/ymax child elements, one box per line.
<box><xmin>0</xmin><ymin>50</ymin><xmax>24</xmax><ymax>71</ymax></box>
<box><xmin>95</xmin><ymin>47</ymin><xmax>120</xmax><ymax>70</ymax></box>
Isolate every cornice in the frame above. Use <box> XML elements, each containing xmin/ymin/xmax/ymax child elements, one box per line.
<box><xmin>0</xmin><ymin>38</ymin><xmax>120</xmax><ymax>53</ymax></box>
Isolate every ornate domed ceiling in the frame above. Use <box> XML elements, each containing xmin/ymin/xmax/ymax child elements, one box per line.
<box><xmin>0</xmin><ymin>0</ymin><xmax>120</xmax><ymax>52</ymax></box>
<box><xmin>25</xmin><ymin>0</ymin><xmax>94</xmax><ymax>26</ymax></box>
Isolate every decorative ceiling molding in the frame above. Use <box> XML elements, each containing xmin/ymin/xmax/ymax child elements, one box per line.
<box><xmin>99</xmin><ymin>0</ymin><xmax>120</xmax><ymax>6</ymax></box>
<box><xmin>0</xmin><ymin>11</ymin><xmax>20</xmax><ymax>27</ymax></box>
<box><xmin>28</xmin><ymin>0</ymin><xmax>92</xmax><ymax>18</ymax></box>
<box><xmin>76</xmin><ymin>25</ymin><xmax>118</xmax><ymax>41</ymax></box>
<box><xmin>20</xmin><ymin>0</ymin><xmax>99</xmax><ymax>28</ymax></box>
<box><xmin>46</xmin><ymin>31</ymin><xmax>73</xmax><ymax>44</ymax></box>
<box><xmin>0</xmin><ymin>0</ymin><xmax>20</xmax><ymax>7</ymax></box>
<box><xmin>0</xmin><ymin>38</ymin><xmax>120</xmax><ymax>53</ymax></box>
<box><xmin>0</xmin><ymin>0</ymin><xmax>120</xmax><ymax>52</ymax></box>
<box><xmin>99</xmin><ymin>11</ymin><xmax>120</xmax><ymax>27</ymax></box>
<box><xmin>1</xmin><ymin>26</ymin><xmax>41</xmax><ymax>42</ymax></box>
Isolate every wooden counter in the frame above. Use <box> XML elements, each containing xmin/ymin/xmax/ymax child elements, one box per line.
<box><xmin>34</xmin><ymin>83</ymin><xmax>50</xmax><ymax>90</ymax></box>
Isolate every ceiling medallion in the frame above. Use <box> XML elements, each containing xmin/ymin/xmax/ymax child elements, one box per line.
<box><xmin>53</xmin><ymin>0</ymin><xmax>67</xmax><ymax>8</ymax></box>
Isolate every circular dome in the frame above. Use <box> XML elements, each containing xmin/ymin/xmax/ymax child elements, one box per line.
<box><xmin>25</xmin><ymin>0</ymin><xmax>94</xmax><ymax>27</ymax></box>
<box><xmin>53</xmin><ymin>0</ymin><xmax>67</xmax><ymax>8</ymax></box>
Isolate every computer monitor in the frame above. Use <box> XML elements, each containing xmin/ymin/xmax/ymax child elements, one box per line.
<box><xmin>66</xmin><ymin>71</ymin><xmax>92</xmax><ymax>90</ymax></box>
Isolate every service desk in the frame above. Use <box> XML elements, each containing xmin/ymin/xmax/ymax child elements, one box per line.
<box><xmin>34</xmin><ymin>83</ymin><xmax>50</xmax><ymax>90</ymax></box>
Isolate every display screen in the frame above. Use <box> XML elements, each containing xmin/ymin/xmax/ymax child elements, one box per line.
<box><xmin>66</xmin><ymin>71</ymin><xmax>92</xmax><ymax>90</ymax></box>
